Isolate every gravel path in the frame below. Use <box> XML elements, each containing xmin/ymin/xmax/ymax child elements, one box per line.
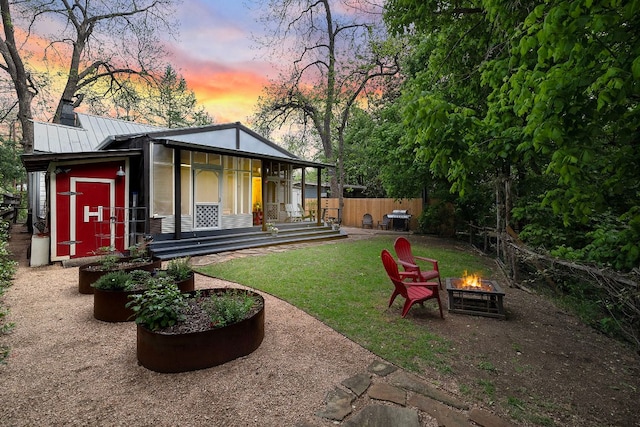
<box><xmin>0</xmin><ymin>227</ymin><xmax>380</xmax><ymax>426</ymax></box>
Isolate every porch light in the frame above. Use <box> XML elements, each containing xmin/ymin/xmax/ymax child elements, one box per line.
<box><xmin>116</xmin><ymin>166</ymin><xmax>126</xmax><ymax>177</ymax></box>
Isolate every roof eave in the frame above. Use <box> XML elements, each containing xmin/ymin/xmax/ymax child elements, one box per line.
<box><xmin>21</xmin><ymin>149</ymin><xmax>143</xmax><ymax>173</ymax></box>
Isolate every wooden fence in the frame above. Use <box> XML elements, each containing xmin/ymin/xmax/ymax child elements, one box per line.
<box><xmin>305</xmin><ymin>198</ymin><xmax>424</xmax><ymax>230</ymax></box>
<box><xmin>1</xmin><ymin>193</ymin><xmax>20</xmax><ymax>223</ymax></box>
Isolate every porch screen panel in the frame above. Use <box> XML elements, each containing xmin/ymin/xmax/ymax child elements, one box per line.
<box><xmin>223</xmin><ymin>170</ymin><xmax>235</xmax><ymax>215</ymax></box>
<box><xmin>180</xmin><ymin>151</ymin><xmax>191</xmax><ymax>216</ymax></box>
<box><xmin>238</xmin><ymin>171</ymin><xmax>251</xmax><ymax>214</ymax></box>
<box><xmin>152</xmin><ymin>144</ymin><xmax>174</xmax><ymax>216</ymax></box>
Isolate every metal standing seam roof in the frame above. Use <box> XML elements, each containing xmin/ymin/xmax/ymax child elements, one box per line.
<box><xmin>32</xmin><ymin>113</ymin><xmax>166</xmax><ymax>153</ymax></box>
<box><xmin>31</xmin><ymin>113</ymin><xmax>332</xmax><ymax>169</ymax></box>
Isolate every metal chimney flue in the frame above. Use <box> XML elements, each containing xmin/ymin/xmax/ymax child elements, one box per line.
<box><xmin>60</xmin><ymin>99</ymin><xmax>77</xmax><ymax>127</ymax></box>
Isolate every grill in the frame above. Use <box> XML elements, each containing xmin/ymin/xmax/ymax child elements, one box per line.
<box><xmin>446</xmin><ymin>278</ymin><xmax>506</xmax><ymax>319</ymax></box>
<box><xmin>386</xmin><ymin>209</ymin><xmax>411</xmax><ymax>231</ymax></box>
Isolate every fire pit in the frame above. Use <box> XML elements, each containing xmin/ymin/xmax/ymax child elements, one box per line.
<box><xmin>446</xmin><ymin>273</ymin><xmax>506</xmax><ymax>319</ymax></box>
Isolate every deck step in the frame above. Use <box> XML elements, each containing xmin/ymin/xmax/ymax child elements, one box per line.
<box><xmin>148</xmin><ymin>224</ymin><xmax>345</xmax><ymax>260</ymax></box>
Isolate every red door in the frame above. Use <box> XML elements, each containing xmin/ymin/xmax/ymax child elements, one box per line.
<box><xmin>72</xmin><ymin>179</ymin><xmax>124</xmax><ymax>257</ymax></box>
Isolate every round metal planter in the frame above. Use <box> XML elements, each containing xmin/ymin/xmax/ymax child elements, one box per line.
<box><xmin>173</xmin><ymin>273</ymin><xmax>195</xmax><ymax>293</ymax></box>
<box><xmin>78</xmin><ymin>257</ymin><xmax>162</xmax><ymax>294</ymax></box>
<box><xmin>93</xmin><ymin>274</ymin><xmax>195</xmax><ymax>322</ymax></box>
<box><xmin>136</xmin><ymin>289</ymin><xmax>265</xmax><ymax>373</ymax></box>
<box><xmin>93</xmin><ymin>288</ymin><xmax>140</xmax><ymax>322</ymax></box>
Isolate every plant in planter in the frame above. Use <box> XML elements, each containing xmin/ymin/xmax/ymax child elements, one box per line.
<box><xmin>128</xmin><ymin>282</ymin><xmax>265</xmax><ymax>373</ymax></box>
<box><xmin>161</xmin><ymin>257</ymin><xmax>195</xmax><ymax>292</ymax></box>
<box><xmin>78</xmin><ymin>244</ymin><xmax>161</xmax><ymax>295</ymax></box>
<box><xmin>91</xmin><ymin>270</ymin><xmax>153</xmax><ymax>322</ymax></box>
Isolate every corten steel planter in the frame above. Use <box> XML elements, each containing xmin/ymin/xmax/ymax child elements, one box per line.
<box><xmin>170</xmin><ymin>272</ymin><xmax>196</xmax><ymax>293</ymax></box>
<box><xmin>136</xmin><ymin>289</ymin><xmax>265</xmax><ymax>373</ymax></box>
<box><xmin>93</xmin><ymin>274</ymin><xmax>195</xmax><ymax>322</ymax></box>
<box><xmin>78</xmin><ymin>257</ymin><xmax>162</xmax><ymax>294</ymax></box>
<box><xmin>93</xmin><ymin>288</ymin><xmax>141</xmax><ymax>322</ymax></box>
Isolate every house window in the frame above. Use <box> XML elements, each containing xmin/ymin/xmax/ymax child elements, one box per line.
<box><xmin>152</xmin><ymin>144</ymin><xmax>174</xmax><ymax>216</ymax></box>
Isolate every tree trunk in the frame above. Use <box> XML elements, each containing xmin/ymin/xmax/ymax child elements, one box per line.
<box><xmin>0</xmin><ymin>0</ymin><xmax>35</xmax><ymax>152</ymax></box>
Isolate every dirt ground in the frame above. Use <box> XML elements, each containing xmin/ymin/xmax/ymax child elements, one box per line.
<box><xmin>2</xmin><ymin>225</ymin><xmax>639</xmax><ymax>426</ymax></box>
<box><xmin>402</xmin><ymin>234</ymin><xmax>640</xmax><ymax>426</ymax></box>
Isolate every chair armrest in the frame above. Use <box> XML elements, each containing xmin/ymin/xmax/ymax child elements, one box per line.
<box><xmin>399</xmin><ymin>271</ymin><xmax>419</xmax><ymax>280</ymax></box>
<box><xmin>414</xmin><ymin>256</ymin><xmax>439</xmax><ymax>269</ymax></box>
<box><xmin>398</xmin><ymin>259</ymin><xmax>420</xmax><ymax>270</ymax></box>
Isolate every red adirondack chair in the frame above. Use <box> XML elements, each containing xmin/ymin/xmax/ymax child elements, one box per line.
<box><xmin>393</xmin><ymin>237</ymin><xmax>443</xmax><ymax>289</ymax></box>
<box><xmin>381</xmin><ymin>249</ymin><xmax>443</xmax><ymax>318</ymax></box>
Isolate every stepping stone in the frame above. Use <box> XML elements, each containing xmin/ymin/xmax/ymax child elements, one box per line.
<box><xmin>368</xmin><ymin>383</ymin><xmax>406</xmax><ymax>406</ymax></box>
<box><xmin>315</xmin><ymin>387</ymin><xmax>354</xmax><ymax>421</ymax></box>
<box><xmin>469</xmin><ymin>408</ymin><xmax>515</xmax><ymax>427</ymax></box>
<box><xmin>342</xmin><ymin>404</ymin><xmax>420</xmax><ymax>427</ymax></box>
<box><xmin>408</xmin><ymin>394</ymin><xmax>469</xmax><ymax>427</ymax></box>
<box><xmin>367</xmin><ymin>360</ymin><xmax>398</xmax><ymax>377</ymax></box>
<box><xmin>342</xmin><ymin>373</ymin><xmax>371</xmax><ymax>396</ymax></box>
<box><xmin>390</xmin><ymin>371</ymin><xmax>469</xmax><ymax>410</ymax></box>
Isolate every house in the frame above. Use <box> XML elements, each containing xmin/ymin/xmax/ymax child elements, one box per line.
<box><xmin>22</xmin><ymin>112</ymin><xmax>333</xmax><ymax>263</ymax></box>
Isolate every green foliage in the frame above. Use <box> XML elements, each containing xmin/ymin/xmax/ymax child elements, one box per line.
<box><xmin>91</xmin><ymin>269</ymin><xmax>152</xmax><ymax>291</ymax></box>
<box><xmin>166</xmin><ymin>257</ymin><xmax>193</xmax><ymax>281</ymax></box>
<box><xmin>552</xmin><ymin>278</ymin><xmax>620</xmax><ymax>337</ymax></box>
<box><xmin>127</xmin><ymin>242</ymin><xmax>150</xmax><ymax>262</ymax></box>
<box><xmin>551</xmin><ymin>212</ymin><xmax>640</xmax><ymax>271</ymax></box>
<box><xmin>0</xmin><ymin>137</ymin><xmax>26</xmax><ymax>190</ymax></box>
<box><xmin>92</xmin><ymin>271</ymin><xmax>132</xmax><ymax>291</ymax></box>
<box><xmin>93</xmin><ymin>246</ymin><xmax>121</xmax><ymax>270</ymax></box>
<box><xmin>0</xmin><ymin>220</ymin><xmax>17</xmax><ymax>363</ymax></box>
<box><xmin>382</xmin><ymin>0</ymin><xmax>640</xmax><ymax>273</ymax></box>
<box><xmin>201</xmin><ymin>289</ymin><xmax>256</xmax><ymax>328</ymax></box>
<box><xmin>417</xmin><ymin>202</ymin><xmax>454</xmax><ymax>236</ymax></box>
<box><xmin>144</xmin><ymin>65</ymin><xmax>214</xmax><ymax>128</ymax></box>
<box><xmin>127</xmin><ymin>277</ymin><xmax>187</xmax><ymax>331</ymax></box>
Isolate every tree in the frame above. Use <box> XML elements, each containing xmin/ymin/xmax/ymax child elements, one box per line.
<box><xmin>384</xmin><ymin>0</ymin><xmax>640</xmax><ymax>270</ymax></box>
<box><xmin>0</xmin><ymin>0</ymin><xmax>178</xmax><ymax>152</ymax></box>
<box><xmin>0</xmin><ymin>0</ymin><xmax>37</xmax><ymax>152</ymax></box>
<box><xmin>0</xmin><ymin>135</ymin><xmax>26</xmax><ymax>191</ymax></box>
<box><xmin>109</xmin><ymin>66</ymin><xmax>214</xmax><ymax>128</ymax></box>
<box><xmin>144</xmin><ymin>65</ymin><xmax>213</xmax><ymax>128</ymax></box>
<box><xmin>250</xmin><ymin>0</ymin><xmax>400</xmax><ymax>218</ymax></box>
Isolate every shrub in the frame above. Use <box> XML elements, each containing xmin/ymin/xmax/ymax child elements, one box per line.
<box><xmin>0</xmin><ymin>219</ymin><xmax>16</xmax><ymax>364</ymax></box>
<box><xmin>92</xmin><ymin>270</ymin><xmax>132</xmax><ymax>290</ymax></box>
<box><xmin>127</xmin><ymin>277</ymin><xmax>187</xmax><ymax>331</ymax></box>
<box><xmin>166</xmin><ymin>257</ymin><xmax>192</xmax><ymax>281</ymax></box>
<box><xmin>91</xmin><ymin>269</ymin><xmax>152</xmax><ymax>291</ymax></box>
<box><xmin>202</xmin><ymin>289</ymin><xmax>256</xmax><ymax>328</ymax></box>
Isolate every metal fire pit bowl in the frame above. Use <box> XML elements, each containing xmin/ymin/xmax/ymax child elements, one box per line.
<box><xmin>446</xmin><ymin>278</ymin><xmax>506</xmax><ymax>319</ymax></box>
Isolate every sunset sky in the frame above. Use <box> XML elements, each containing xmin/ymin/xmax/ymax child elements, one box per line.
<box><xmin>169</xmin><ymin>1</ymin><xmax>274</xmax><ymax>123</ymax></box>
<box><xmin>19</xmin><ymin>1</ymin><xmax>275</xmax><ymax>125</ymax></box>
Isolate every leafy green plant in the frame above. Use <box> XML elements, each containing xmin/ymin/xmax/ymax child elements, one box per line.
<box><xmin>92</xmin><ymin>270</ymin><xmax>132</xmax><ymax>290</ymax></box>
<box><xmin>91</xmin><ymin>270</ymin><xmax>152</xmax><ymax>291</ymax></box>
<box><xmin>0</xmin><ymin>219</ymin><xmax>17</xmax><ymax>364</ymax></box>
<box><xmin>166</xmin><ymin>257</ymin><xmax>193</xmax><ymax>281</ymax></box>
<box><xmin>128</xmin><ymin>242</ymin><xmax>151</xmax><ymax>262</ymax></box>
<box><xmin>93</xmin><ymin>246</ymin><xmax>121</xmax><ymax>270</ymax></box>
<box><xmin>127</xmin><ymin>277</ymin><xmax>187</xmax><ymax>331</ymax></box>
<box><xmin>201</xmin><ymin>289</ymin><xmax>256</xmax><ymax>328</ymax></box>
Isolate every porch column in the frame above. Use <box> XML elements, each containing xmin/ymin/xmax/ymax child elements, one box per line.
<box><xmin>261</xmin><ymin>162</ymin><xmax>267</xmax><ymax>231</ymax></box>
<box><xmin>316</xmin><ymin>167</ymin><xmax>322</xmax><ymax>226</ymax></box>
<box><xmin>174</xmin><ymin>148</ymin><xmax>182</xmax><ymax>240</ymax></box>
<box><xmin>301</xmin><ymin>168</ymin><xmax>306</xmax><ymax>210</ymax></box>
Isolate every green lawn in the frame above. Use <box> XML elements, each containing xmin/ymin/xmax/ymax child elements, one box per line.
<box><xmin>195</xmin><ymin>235</ymin><xmax>493</xmax><ymax>372</ymax></box>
